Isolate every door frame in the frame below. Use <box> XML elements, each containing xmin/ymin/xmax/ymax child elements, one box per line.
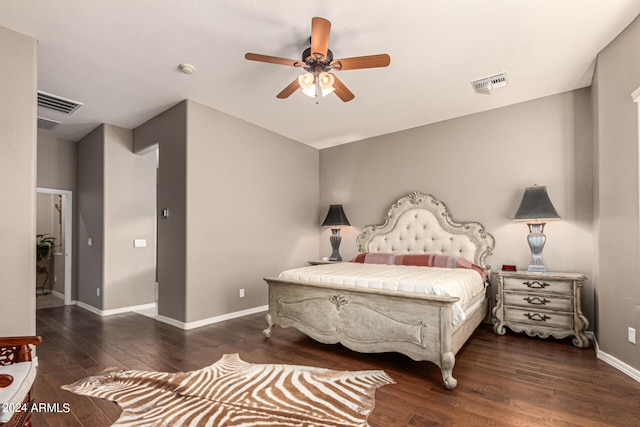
<box><xmin>37</xmin><ymin>187</ymin><xmax>73</xmax><ymax>305</ymax></box>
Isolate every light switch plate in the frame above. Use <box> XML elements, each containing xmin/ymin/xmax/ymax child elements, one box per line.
<box><xmin>134</xmin><ymin>239</ymin><xmax>147</xmax><ymax>248</ymax></box>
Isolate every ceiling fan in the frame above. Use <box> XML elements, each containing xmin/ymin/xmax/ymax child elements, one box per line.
<box><xmin>245</xmin><ymin>17</ymin><xmax>390</xmax><ymax>102</ymax></box>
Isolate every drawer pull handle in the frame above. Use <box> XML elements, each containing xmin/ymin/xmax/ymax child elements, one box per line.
<box><xmin>524</xmin><ymin>297</ymin><xmax>550</xmax><ymax>305</ymax></box>
<box><xmin>524</xmin><ymin>313</ymin><xmax>551</xmax><ymax>322</ymax></box>
<box><xmin>523</xmin><ymin>280</ymin><xmax>550</xmax><ymax>289</ymax></box>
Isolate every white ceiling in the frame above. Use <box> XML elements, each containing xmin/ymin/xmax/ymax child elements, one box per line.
<box><xmin>2</xmin><ymin>1</ymin><xmax>640</xmax><ymax>149</ymax></box>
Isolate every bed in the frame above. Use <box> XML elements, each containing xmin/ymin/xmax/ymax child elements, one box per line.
<box><xmin>263</xmin><ymin>192</ymin><xmax>495</xmax><ymax>389</ymax></box>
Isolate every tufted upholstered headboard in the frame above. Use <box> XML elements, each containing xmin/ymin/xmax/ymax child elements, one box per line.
<box><xmin>356</xmin><ymin>192</ymin><xmax>495</xmax><ymax>270</ymax></box>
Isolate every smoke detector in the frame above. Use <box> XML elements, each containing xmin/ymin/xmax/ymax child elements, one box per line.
<box><xmin>178</xmin><ymin>63</ymin><xmax>195</xmax><ymax>74</ymax></box>
<box><xmin>471</xmin><ymin>72</ymin><xmax>508</xmax><ymax>94</ymax></box>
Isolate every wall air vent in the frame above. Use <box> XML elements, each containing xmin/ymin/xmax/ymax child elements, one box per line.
<box><xmin>37</xmin><ymin>117</ymin><xmax>62</xmax><ymax>130</ymax></box>
<box><xmin>471</xmin><ymin>72</ymin><xmax>508</xmax><ymax>94</ymax></box>
<box><xmin>37</xmin><ymin>90</ymin><xmax>83</xmax><ymax>114</ymax></box>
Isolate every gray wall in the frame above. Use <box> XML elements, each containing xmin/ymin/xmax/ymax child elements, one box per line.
<box><xmin>184</xmin><ymin>101</ymin><xmax>319</xmax><ymax>323</ymax></box>
<box><xmin>320</xmin><ymin>90</ymin><xmax>594</xmax><ymax>324</ymax></box>
<box><xmin>592</xmin><ymin>14</ymin><xmax>640</xmax><ymax>370</ymax></box>
<box><xmin>103</xmin><ymin>125</ymin><xmax>157</xmax><ymax>310</ymax></box>
<box><xmin>134</xmin><ymin>101</ymin><xmax>188</xmax><ymax>321</ymax></box>
<box><xmin>134</xmin><ymin>100</ymin><xmax>320</xmax><ymax>324</ymax></box>
<box><xmin>37</xmin><ymin>133</ymin><xmax>77</xmax><ymax>190</ymax></box>
<box><xmin>77</xmin><ymin>124</ymin><xmax>157</xmax><ymax>311</ymax></box>
<box><xmin>77</xmin><ymin>126</ymin><xmax>105</xmax><ymax>308</ymax></box>
<box><xmin>0</xmin><ymin>27</ymin><xmax>38</xmax><ymax>335</ymax></box>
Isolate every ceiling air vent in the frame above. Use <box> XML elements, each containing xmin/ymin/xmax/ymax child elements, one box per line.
<box><xmin>37</xmin><ymin>117</ymin><xmax>62</xmax><ymax>131</ymax></box>
<box><xmin>37</xmin><ymin>90</ymin><xmax>83</xmax><ymax>114</ymax></box>
<box><xmin>471</xmin><ymin>72</ymin><xmax>508</xmax><ymax>94</ymax></box>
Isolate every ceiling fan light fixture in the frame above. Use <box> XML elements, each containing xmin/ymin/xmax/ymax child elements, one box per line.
<box><xmin>298</xmin><ymin>73</ymin><xmax>316</xmax><ymax>97</ymax></box>
<box><xmin>319</xmin><ymin>72</ymin><xmax>334</xmax><ymax>91</ymax></box>
<box><xmin>316</xmin><ymin>72</ymin><xmax>335</xmax><ymax>97</ymax></box>
<box><xmin>298</xmin><ymin>72</ymin><xmax>335</xmax><ymax>98</ymax></box>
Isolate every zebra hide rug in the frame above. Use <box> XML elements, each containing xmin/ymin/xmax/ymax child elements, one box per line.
<box><xmin>61</xmin><ymin>353</ymin><xmax>395</xmax><ymax>426</ymax></box>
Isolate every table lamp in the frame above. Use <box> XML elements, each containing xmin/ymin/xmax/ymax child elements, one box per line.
<box><xmin>322</xmin><ymin>204</ymin><xmax>350</xmax><ymax>261</ymax></box>
<box><xmin>513</xmin><ymin>185</ymin><xmax>560</xmax><ymax>273</ymax></box>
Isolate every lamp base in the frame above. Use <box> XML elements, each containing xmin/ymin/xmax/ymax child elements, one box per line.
<box><xmin>526</xmin><ymin>222</ymin><xmax>548</xmax><ymax>273</ymax></box>
<box><xmin>527</xmin><ymin>264</ymin><xmax>547</xmax><ymax>273</ymax></box>
<box><xmin>328</xmin><ymin>228</ymin><xmax>342</xmax><ymax>261</ymax></box>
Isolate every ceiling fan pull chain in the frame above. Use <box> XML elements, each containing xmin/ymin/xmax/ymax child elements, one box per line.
<box><xmin>315</xmin><ymin>72</ymin><xmax>322</xmax><ymax>101</ymax></box>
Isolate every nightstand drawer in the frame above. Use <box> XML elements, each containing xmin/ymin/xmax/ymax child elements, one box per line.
<box><xmin>503</xmin><ymin>277</ymin><xmax>571</xmax><ymax>294</ymax></box>
<box><xmin>503</xmin><ymin>292</ymin><xmax>573</xmax><ymax>311</ymax></box>
<box><xmin>505</xmin><ymin>307</ymin><xmax>573</xmax><ymax>329</ymax></box>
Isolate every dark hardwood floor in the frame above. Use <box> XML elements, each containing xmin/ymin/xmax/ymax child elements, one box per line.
<box><xmin>31</xmin><ymin>306</ymin><xmax>640</xmax><ymax>426</ymax></box>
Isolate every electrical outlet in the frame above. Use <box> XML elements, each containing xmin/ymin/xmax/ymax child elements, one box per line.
<box><xmin>239</xmin><ymin>289</ymin><xmax>245</xmax><ymax>298</ymax></box>
<box><xmin>97</xmin><ymin>288</ymin><xmax>100</xmax><ymax>297</ymax></box>
<box><xmin>629</xmin><ymin>327</ymin><xmax>637</xmax><ymax>344</ymax></box>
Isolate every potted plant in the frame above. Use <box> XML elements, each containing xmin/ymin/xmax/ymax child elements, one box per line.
<box><xmin>36</xmin><ymin>234</ymin><xmax>56</xmax><ymax>263</ymax></box>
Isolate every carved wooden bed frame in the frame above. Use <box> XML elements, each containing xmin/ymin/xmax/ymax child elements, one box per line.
<box><xmin>263</xmin><ymin>192</ymin><xmax>495</xmax><ymax>389</ymax></box>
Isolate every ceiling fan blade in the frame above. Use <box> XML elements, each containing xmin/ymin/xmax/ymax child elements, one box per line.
<box><xmin>331</xmin><ymin>75</ymin><xmax>355</xmax><ymax>102</ymax></box>
<box><xmin>276</xmin><ymin>79</ymin><xmax>301</xmax><ymax>99</ymax></box>
<box><xmin>245</xmin><ymin>53</ymin><xmax>302</xmax><ymax>67</ymax></box>
<box><xmin>331</xmin><ymin>54</ymin><xmax>391</xmax><ymax>71</ymax></box>
<box><xmin>311</xmin><ymin>17</ymin><xmax>331</xmax><ymax>60</ymax></box>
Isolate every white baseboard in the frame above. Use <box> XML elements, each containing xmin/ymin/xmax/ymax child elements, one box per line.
<box><xmin>50</xmin><ymin>290</ymin><xmax>65</xmax><ymax>300</ymax></box>
<box><xmin>74</xmin><ymin>301</ymin><xmax>268</xmax><ymax>330</ymax></box>
<box><xmin>76</xmin><ymin>301</ymin><xmax>157</xmax><ymax>317</ymax></box>
<box><xmin>587</xmin><ymin>331</ymin><xmax>640</xmax><ymax>383</ymax></box>
<box><xmin>154</xmin><ymin>314</ymin><xmax>185</xmax><ymax>329</ymax></box>
<box><xmin>154</xmin><ymin>305</ymin><xmax>269</xmax><ymax>330</ymax></box>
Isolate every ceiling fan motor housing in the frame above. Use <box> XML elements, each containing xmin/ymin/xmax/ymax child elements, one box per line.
<box><xmin>302</xmin><ymin>47</ymin><xmax>334</xmax><ymax>73</ymax></box>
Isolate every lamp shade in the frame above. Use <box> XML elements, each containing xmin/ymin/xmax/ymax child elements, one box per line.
<box><xmin>322</xmin><ymin>204</ymin><xmax>350</xmax><ymax>227</ymax></box>
<box><xmin>513</xmin><ymin>185</ymin><xmax>560</xmax><ymax>222</ymax></box>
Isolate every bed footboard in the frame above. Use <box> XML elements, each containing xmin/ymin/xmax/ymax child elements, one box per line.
<box><xmin>263</xmin><ymin>277</ymin><xmax>471</xmax><ymax>389</ymax></box>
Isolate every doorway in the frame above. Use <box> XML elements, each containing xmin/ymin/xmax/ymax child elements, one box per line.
<box><xmin>36</xmin><ymin>187</ymin><xmax>72</xmax><ymax>305</ymax></box>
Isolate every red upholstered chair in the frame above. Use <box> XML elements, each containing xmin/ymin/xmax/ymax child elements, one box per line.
<box><xmin>0</xmin><ymin>337</ymin><xmax>42</xmax><ymax>427</ymax></box>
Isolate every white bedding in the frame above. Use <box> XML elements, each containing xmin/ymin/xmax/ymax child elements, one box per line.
<box><xmin>278</xmin><ymin>262</ymin><xmax>486</xmax><ymax>327</ymax></box>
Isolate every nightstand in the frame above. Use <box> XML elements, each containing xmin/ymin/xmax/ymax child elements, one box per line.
<box><xmin>492</xmin><ymin>270</ymin><xmax>589</xmax><ymax>348</ymax></box>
